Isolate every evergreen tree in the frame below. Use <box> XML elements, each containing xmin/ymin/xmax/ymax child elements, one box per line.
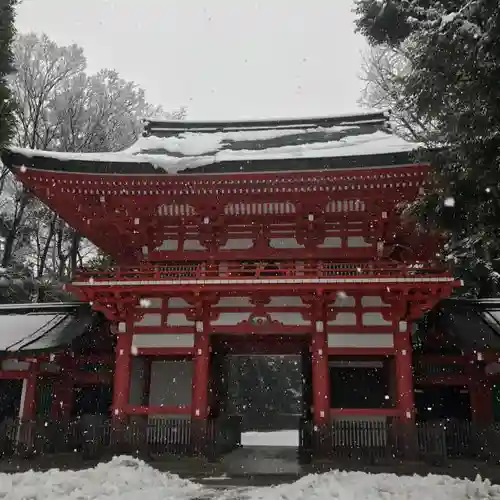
<box><xmin>0</xmin><ymin>0</ymin><xmax>16</xmax><ymax>150</ymax></box>
<box><xmin>354</xmin><ymin>0</ymin><xmax>500</xmax><ymax>296</ymax></box>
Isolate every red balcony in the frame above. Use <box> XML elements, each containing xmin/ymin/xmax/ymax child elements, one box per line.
<box><xmin>70</xmin><ymin>261</ymin><xmax>458</xmax><ymax>294</ymax></box>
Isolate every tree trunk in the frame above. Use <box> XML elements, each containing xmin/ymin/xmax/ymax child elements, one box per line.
<box><xmin>1</xmin><ymin>191</ymin><xmax>29</xmax><ymax>267</ymax></box>
<box><xmin>69</xmin><ymin>231</ymin><xmax>81</xmax><ymax>278</ymax></box>
<box><xmin>37</xmin><ymin>213</ymin><xmax>57</xmax><ymax>278</ymax></box>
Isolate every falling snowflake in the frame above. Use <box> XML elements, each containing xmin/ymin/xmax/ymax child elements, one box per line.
<box><xmin>140</xmin><ymin>298</ymin><xmax>152</xmax><ymax>308</ymax></box>
<box><xmin>444</xmin><ymin>197</ymin><xmax>455</xmax><ymax>207</ymax></box>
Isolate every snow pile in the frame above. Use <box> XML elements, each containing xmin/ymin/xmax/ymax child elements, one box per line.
<box><xmin>0</xmin><ymin>456</ymin><xmax>202</xmax><ymax>500</ymax></box>
<box><xmin>245</xmin><ymin>470</ymin><xmax>500</xmax><ymax>500</ymax></box>
<box><xmin>0</xmin><ymin>454</ymin><xmax>497</xmax><ymax>500</ymax></box>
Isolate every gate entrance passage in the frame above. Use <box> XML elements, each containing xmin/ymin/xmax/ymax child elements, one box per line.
<box><xmin>228</xmin><ymin>354</ymin><xmax>302</xmax><ymax>435</ymax></box>
<box><xmin>211</xmin><ymin>335</ymin><xmax>311</xmax><ymax>450</ymax></box>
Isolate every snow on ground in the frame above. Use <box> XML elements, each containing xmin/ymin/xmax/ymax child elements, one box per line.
<box><xmin>241</xmin><ymin>430</ymin><xmax>299</xmax><ymax>447</ymax></box>
<box><xmin>243</xmin><ymin>470</ymin><xmax>500</xmax><ymax>500</ymax></box>
<box><xmin>1</xmin><ymin>455</ymin><xmax>500</xmax><ymax>500</ymax></box>
<box><xmin>0</xmin><ymin>456</ymin><xmax>202</xmax><ymax>500</ymax></box>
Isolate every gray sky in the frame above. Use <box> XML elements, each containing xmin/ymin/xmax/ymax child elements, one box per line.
<box><xmin>16</xmin><ymin>0</ymin><xmax>369</xmax><ymax>120</ymax></box>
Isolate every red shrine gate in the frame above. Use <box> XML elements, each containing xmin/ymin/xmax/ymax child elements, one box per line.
<box><xmin>1</xmin><ymin>112</ymin><xmax>459</xmax><ymax>456</ymax></box>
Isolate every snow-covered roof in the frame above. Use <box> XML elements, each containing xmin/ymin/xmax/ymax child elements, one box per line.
<box><xmin>1</xmin><ymin>111</ymin><xmax>422</xmax><ymax>175</ymax></box>
<box><xmin>430</xmin><ymin>298</ymin><xmax>500</xmax><ymax>351</ymax></box>
<box><xmin>0</xmin><ymin>302</ymin><xmax>93</xmax><ymax>352</ymax></box>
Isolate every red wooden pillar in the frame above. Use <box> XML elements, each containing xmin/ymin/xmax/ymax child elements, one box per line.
<box><xmin>311</xmin><ymin>329</ymin><xmax>330</xmax><ymax>425</ymax></box>
<box><xmin>393</xmin><ymin>320</ymin><xmax>415</xmax><ymax>457</ymax></box>
<box><xmin>112</xmin><ymin>320</ymin><xmax>133</xmax><ymax>427</ymax></box>
<box><xmin>141</xmin><ymin>357</ymin><xmax>152</xmax><ymax>406</ymax></box>
<box><xmin>468</xmin><ymin>362</ymin><xmax>492</xmax><ymax>424</ymax></box>
<box><xmin>192</xmin><ymin>329</ymin><xmax>210</xmax><ymax>418</ymax></box>
<box><xmin>191</xmin><ymin>322</ymin><xmax>210</xmax><ymax>455</ymax></box>
<box><xmin>51</xmin><ymin>358</ymin><xmax>74</xmax><ymax>420</ymax></box>
<box><xmin>471</xmin><ymin>382</ymin><xmax>493</xmax><ymax>424</ymax></box>
<box><xmin>394</xmin><ymin>321</ymin><xmax>415</xmax><ymax>419</ymax></box>
<box><xmin>311</xmin><ymin>301</ymin><xmax>330</xmax><ymax>456</ymax></box>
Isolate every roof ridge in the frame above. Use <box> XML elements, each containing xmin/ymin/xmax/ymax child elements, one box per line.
<box><xmin>143</xmin><ymin>111</ymin><xmax>390</xmax><ymax>136</ymax></box>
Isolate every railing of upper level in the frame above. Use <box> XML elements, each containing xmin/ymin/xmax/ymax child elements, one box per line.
<box><xmin>73</xmin><ymin>261</ymin><xmax>454</xmax><ymax>283</ymax></box>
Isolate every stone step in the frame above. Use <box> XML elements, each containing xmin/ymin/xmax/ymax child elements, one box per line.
<box><xmin>220</xmin><ymin>446</ymin><xmax>302</xmax><ymax>476</ymax></box>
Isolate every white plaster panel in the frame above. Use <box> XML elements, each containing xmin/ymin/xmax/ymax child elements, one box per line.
<box><xmin>318</xmin><ymin>237</ymin><xmax>342</xmax><ymax>248</ymax></box>
<box><xmin>219</xmin><ymin>239</ymin><xmax>254</xmax><ymax>250</ymax></box>
<box><xmin>347</xmin><ymin>236</ymin><xmax>372</xmax><ymax>248</ymax></box>
<box><xmin>132</xmin><ymin>334</ymin><xmax>195</xmax><ymax>349</ymax></box>
<box><xmin>168</xmin><ymin>297</ymin><xmax>191</xmax><ymax>308</ymax></box>
<box><xmin>214</xmin><ymin>297</ymin><xmax>254</xmax><ymax>308</ymax></box>
<box><xmin>2</xmin><ymin>359</ymin><xmax>30</xmax><ymax>371</ymax></box>
<box><xmin>327</xmin><ymin>333</ymin><xmax>394</xmax><ymax>348</ymax></box>
<box><xmin>156</xmin><ymin>240</ymin><xmax>178</xmax><ymax>251</ymax></box>
<box><xmin>361</xmin><ymin>296</ymin><xmax>390</xmax><ymax>308</ymax></box>
<box><xmin>149</xmin><ymin>359</ymin><xmax>193</xmax><ymax>407</ymax></box>
<box><xmin>328</xmin><ymin>312</ymin><xmax>357</xmax><ymax>326</ymax></box>
<box><xmin>362</xmin><ymin>312</ymin><xmax>392</xmax><ymax>326</ymax></box>
<box><xmin>268</xmin><ymin>311</ymin><xmax>310</xmax><ymax>326</ymax></box>
<box><xmin>166</xmin><ymin>313</ymin><xmax>194</xmax><ymax>326</ymax></box>
<box><xmin>183</xmin><ymin>239</ymin><xmax>206</xmax><ymax>251</ymax></box>
<box><xmin>268</xmin><ymin>296</ymin><xmax>305</xmax><ymax>307</ymax></box>
<box><xmin>331</xmin><ymin>294</ymin><xmax>356</xmax><ymax>308</ymax></box>
<box><xmin>135</xmin><ymin>313</ymin><xmax>162</xmax><ymax>327</ymax></box>
<box><xmin>211</xmin><ymin>312</ymin><xmax>251</xmax><ymax>326</ymax></box>
<box><xmin>129</xmin><ymin>357</ymin><xmax>146</xmax><ymax>405</ymax></box>
<box><xmin>269</xmin><ymin>238</ymin><xmax>304</xmax><ymax>249</ymax></box>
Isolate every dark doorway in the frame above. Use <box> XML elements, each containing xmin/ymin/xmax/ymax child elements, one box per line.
<box><xmin>72</xmin><ymin>384</ymin><xmax>112</xmax><ymax>418</ymax></box>
<box><xmin>211</xmin><ymin>335</ymin><xmax>308</xmax><ymax>449</ymax></box>
<box><xmin>415</xmin><ymin>385</ymin><xmax>471</xmax><ymax>421</ymax></box>
<box><xmin>329</xmin><ymin>357</ymin><xmax>393</xmax><ymax>409</ymax></box>
<box><xmin>0</xmin><ymin>379</ymin><xmax>22</xmax><ymax>421</ymax></box>
<box><xmin>226</xmin><ymin>354</ymin><xmax>303</xmax><ymax>432</ymax></box>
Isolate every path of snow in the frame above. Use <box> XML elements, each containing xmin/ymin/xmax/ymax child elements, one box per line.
<box><xmin>241</xmin><ymin>430</ymin><xmax>299</xmax><ymax>447</ymax></box>
<box><xmin>1</xmin><ymin>455</ymin><xmax>500</xmax><ymax>500</ymax></box>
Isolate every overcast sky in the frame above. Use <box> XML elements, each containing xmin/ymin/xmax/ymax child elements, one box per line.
<box><xmin>15</xmin><ymin>0</ymin><xmax>369</xmax><ymax>120</ymax></box>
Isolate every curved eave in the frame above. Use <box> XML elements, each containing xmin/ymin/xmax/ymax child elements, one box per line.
<box><xmin>1</xmin><ymin>148</ymin><xmax>157</xmax><ymax>175</ymax></box>
<box><xmin>1</xmin><ymin>147</ymin><xmax>419</xmax><ymax>176</ymax></box>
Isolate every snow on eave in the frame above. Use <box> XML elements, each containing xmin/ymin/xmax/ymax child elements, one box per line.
<box><xmin>7</xmin><ymin>146</ymin><xmax>146</xmax><ymax>164</ymax></box>
<box><xmin>0</xmin><ymin>302</ymin><xmax>86</xmax><ymax>313</ymax></box>
<box><xmin>4</xmin><ymin>130</ymin><xmax>421</xmax><ymax>175</ymax></box>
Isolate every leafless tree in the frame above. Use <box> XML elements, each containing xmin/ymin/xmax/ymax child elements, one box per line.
<box><xmin>359</xmin><ymin>45</ymin><xmax>436</xmax><ymax>143</ymax></box>
<box><xmin>0</xmin><ymin>32</ymin><xmax>185</xmax><ymax>294</ymax></box>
